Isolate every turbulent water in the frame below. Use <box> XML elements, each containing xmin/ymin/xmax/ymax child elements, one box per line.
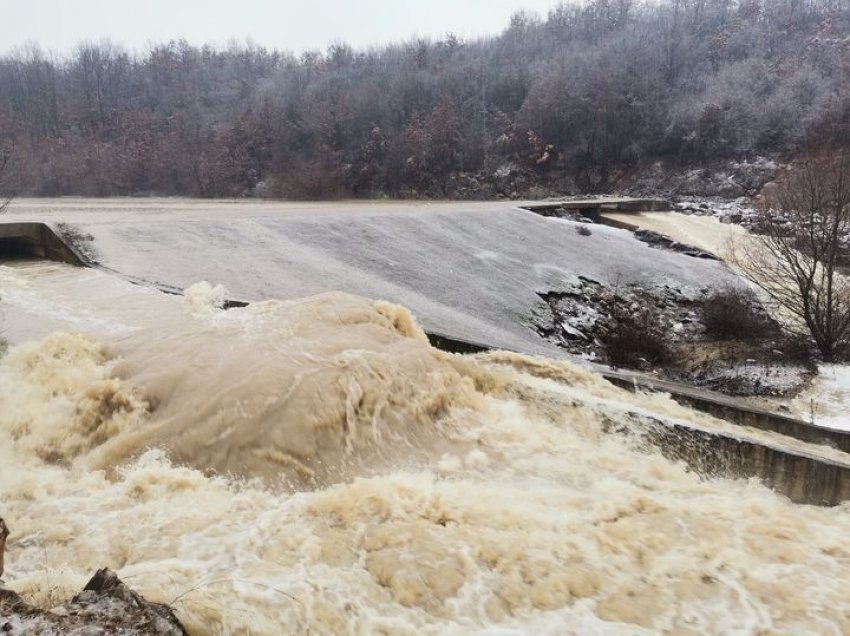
<box><xmin>1</xmin><ymin>261</ymin><xmax>850</xmax><ymax>635</ymax></box>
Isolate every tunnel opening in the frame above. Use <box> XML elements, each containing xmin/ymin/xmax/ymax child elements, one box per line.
<box><xmin>0</xmin><ymin>236</ymin><xmax>40</xmax><ymax>260</ymax></box>
<box><xmin>0</xmin><ymin>223</ymin><xmax>87</xmax><ymax>266</ymax></box>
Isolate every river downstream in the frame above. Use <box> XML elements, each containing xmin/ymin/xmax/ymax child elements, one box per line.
<box><xmin>1</xmin><ymin>254</ymin><xmax>849</xmax><ymax>634</ymax></box>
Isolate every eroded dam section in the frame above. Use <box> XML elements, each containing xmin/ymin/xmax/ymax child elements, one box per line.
<box><xmin>1</xmin><ymin>204</ymin><xmax>849</xmax><ymax>505</ymax></box>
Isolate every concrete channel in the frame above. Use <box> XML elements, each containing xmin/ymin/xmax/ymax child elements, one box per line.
<box><xmin>0</xmin><ymin>221</ymin><xmax>87</xmax><ymax>266</ymax></box>
<box><xmin>2</xmin><ymin>217</ymin><xmax>849</xmax><ymax>505</ymax></box>
<box><xmin>522</xmin><ymin>197</ymin><xmax>671</xmax><ymax>222</ymax></box>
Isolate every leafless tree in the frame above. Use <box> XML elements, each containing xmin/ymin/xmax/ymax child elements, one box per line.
<box><xmin>0</xmin><ymin>150</ymin><xmax>14</xmax><ymax>213</ymax></box>
<box><xmin>0</xmin><ymin>1</ymin><xmax>847</xmax><ymax>198</ymax></box>
<box><xmin>733</xmin><ymin>156</ymin><xmax>850</xmax><ymax>359</ymax></box>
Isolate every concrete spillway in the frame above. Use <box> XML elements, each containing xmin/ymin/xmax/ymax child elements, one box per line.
<box><xmin>2</xmin><ymin>198</ymin><xmax>736</xmax><ymax>356</ymax></box>
<box><xmin>1</xmin><ymin>198</ymin><xmax>849</xmax><ymax>505</ymax></box>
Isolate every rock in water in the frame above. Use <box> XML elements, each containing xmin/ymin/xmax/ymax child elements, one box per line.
<box><xmin>0</xmin><ymin>568</ymin><xmax>186</xmax><ymax>635</ymax></box>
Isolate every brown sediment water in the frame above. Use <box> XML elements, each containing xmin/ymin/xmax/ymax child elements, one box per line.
<box><xmin>0</xmin><ymin>261</ymin><xmax>849</xmax><ymax>634</ymax></box>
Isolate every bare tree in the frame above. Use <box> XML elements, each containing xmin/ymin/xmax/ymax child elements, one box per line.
<box><xmin>0</xmin><ymin>1</ymin><xmax>847</xmax><ymax>198</ymax></box>
<box><xmin>0</xmin><ymin>149</ymin><xmax>14</xmax><ymax>213</ymax></box>
<box><xmin>733</xmin><ymin>156</ymin><xmax>850</xmax><ymax>359</ymax></box>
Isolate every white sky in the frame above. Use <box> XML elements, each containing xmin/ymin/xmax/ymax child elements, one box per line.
<box><xmin>3</xmin><ymin>0</ymin><xmax>563</xmax><ymax>56</ymax></box>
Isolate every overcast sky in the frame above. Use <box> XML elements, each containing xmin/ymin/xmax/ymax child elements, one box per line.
<box><xmin>5</xmin><ymin>0</ymin><xmax>562</xmax><ymax>56</ymax></box>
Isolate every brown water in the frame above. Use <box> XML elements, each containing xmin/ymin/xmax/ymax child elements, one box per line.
<box><xmin>1</xmin><ymin>261</ymin><xmax>849</xmax><ymax>635</ymax></box>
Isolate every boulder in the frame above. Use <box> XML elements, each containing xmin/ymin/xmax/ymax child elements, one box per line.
<box><xmin>0</xmin><ymin>567</ymin><xmax>186</xmax><ymax>635</ymax></box>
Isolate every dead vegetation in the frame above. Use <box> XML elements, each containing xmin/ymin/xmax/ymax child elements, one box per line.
<box><xmin>731</xmin><ymin>155</ymin><xmax>850</xmax><ymax>360</ymax></box>
<box><xmin>0</xmin><ymin>149</ymin><xmax>14</xmax><ymax>213</ymax></box>
<box><xmin>532</xmin><ymin>279</ymin><xmax>815</xmax><ymax>396</ymax></box>
<box><xmin>604</xmin><ymin>305</ymin><xmax>673</xmax><ymax>369</ymax></box>
<box><xmin>700</xmin><ymin>287</ymin><xmax>779</xmax><ymax>342</ymax></box>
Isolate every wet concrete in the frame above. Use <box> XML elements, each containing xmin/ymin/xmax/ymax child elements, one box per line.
<box><xmin>604</xmin><ymin>372</ymin><xmax>850</xmax><ymax>455</ymax></box>
<box><xmin>637</xmin><ymin>412</ymin><xmax>850</xmax><ymax>506</ymax></box>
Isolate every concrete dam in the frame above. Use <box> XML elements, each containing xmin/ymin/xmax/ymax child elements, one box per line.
<box><xmin>1</xmin><ymin>198</ymin><xmax>849</xmax><ymax>506</ymax></box>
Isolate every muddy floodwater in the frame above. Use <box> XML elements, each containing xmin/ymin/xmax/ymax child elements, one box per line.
<box><xmin>1</xmin><ymin>201</ymin><xmax>849</xmax><ymax>634</ymax></box>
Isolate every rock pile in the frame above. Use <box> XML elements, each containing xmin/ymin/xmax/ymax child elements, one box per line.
<box><xmin>532</xmin><ymin>276</ymin><xmax>706</xmax><ymax>359</ymax></box>
<box><xmin>0</xmin><ymin>569</ymin><xmax>186</xmax><ymax>635</ymax></box>
<box><xmin>0</xmin><ymin>518</ymin><xmax>185</xmax><ymax>636</ymax></box>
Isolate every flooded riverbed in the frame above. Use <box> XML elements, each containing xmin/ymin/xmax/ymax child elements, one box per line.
<box><xmin>1</xmin><ymin>257</ymin><xmax>849</xmax><ymax>634</ymax></box>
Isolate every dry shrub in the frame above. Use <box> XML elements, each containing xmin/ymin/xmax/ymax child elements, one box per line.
<box><xmin>701</xmin><ymin>287</ymin><xmax>778</xmax><ymax>342</ymax></box>
<box><xmin>604</xmin><ymin>306</ymin><xmax>672</xmax><ymax>369</ymax></box>
<box><xmin>775</xmin><ymin>333</ymin><xmax>816</xmax><ymax>364</ymax></box>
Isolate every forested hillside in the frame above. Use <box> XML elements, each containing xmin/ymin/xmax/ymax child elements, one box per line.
<box><xmin>1</xmin><ymin>0</ymin><xmax>848</xmax><ymax>199</ymax></box>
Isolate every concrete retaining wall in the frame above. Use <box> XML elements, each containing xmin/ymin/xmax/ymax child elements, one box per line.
<box><xmin>638</xmin><ymin>415</ymin><xmax>850</xmax><ymax>506</ymax></box>
<box><xmin>523</xmin><ymin>198</ymin><xmax>671</xmax><ymax>222</ymax></box>
<box><xmin>603</xmin><ymin>372</ymin><xmax>850</xmax><ymax>455</ymax></box>
<box><xmin>427</xmin><ymin>332</ymin><xmax>850</xmax><ymax>505</ymax></box>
